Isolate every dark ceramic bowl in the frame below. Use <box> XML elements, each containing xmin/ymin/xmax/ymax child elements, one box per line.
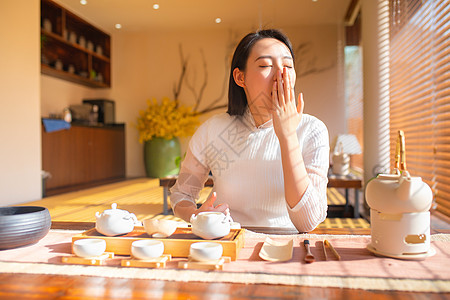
<box><xmin>0</xmin><ymin>206</ymin><xmax>51</xmax><ymax>250</ymax></box>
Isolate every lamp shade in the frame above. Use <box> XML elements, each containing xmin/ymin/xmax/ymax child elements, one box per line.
<box><xmin>333</xmin><ymin>134</ymin><xmax>362</xmax><ymax>155</ymax></box>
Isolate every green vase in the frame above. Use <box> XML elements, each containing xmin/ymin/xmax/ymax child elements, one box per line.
<box><xmin>144</xmin><ymin>137</ymin><xmax>181</xmax><ymax>178</ymax></box>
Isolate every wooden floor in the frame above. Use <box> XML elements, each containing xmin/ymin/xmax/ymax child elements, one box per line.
<box><xmin>26</xmin><ymin>178</ymin><xmax>370</xmax><ymax>229</ymax></box>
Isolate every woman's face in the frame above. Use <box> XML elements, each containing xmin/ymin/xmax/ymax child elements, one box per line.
<box><xmin>235</xmin><ymin>38</ymin><xmax>296</xmax><ymax>119</ymax></box>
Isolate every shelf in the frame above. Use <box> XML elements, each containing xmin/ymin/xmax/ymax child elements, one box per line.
<box><xmin>41</xmin><ymin>65</ymin><xmax>110</xmax><ymax>88</ymax></box>
<box><xmin>40</xmin><ymin>0</ymin><xmax>111</xmax><ymax>88</ymax></box>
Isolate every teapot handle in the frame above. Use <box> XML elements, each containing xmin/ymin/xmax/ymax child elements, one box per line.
<box><xmin>223</xmin><ymin>209</ymin><xmax>233</xmax><ymax>224</ymax></box>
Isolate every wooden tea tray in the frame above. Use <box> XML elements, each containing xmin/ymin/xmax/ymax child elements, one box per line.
<box><xmin>62</xmin><ymin>252</ymin><xmax>114</xmax><ymax>266</ymax></box>
<box><xmin>121</xmin><ymin>254</ymin><xmax>171</xmax><ymax>268</ymax></box>
<box><xmin>178</xmin><ymin>256</ymin><xmax>231</xmax><ymax>271</ymax></box>
<box><xmin>72</xmin><ymin>227</ymin><xmax>245</xmax><ymax>261</ymax></box>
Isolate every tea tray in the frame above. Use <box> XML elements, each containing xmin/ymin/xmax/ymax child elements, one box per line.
<box><xmin>72</xmin><ymin>226</ymin><xmax>245</xmax><ymax>261</ymax></box>
<box><xmin>178</xmin><ymin>256</ymin><xmax>231</xmax><ymax>271</ymax></box>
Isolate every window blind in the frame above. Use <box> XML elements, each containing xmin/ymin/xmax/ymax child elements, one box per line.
<box><xmin>389</xmin><ymin>0</ymin><xmax>450</xmax><ymax>216</ymax></box>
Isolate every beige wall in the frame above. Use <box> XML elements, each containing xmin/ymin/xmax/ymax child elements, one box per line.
<box><xmin>0</xmin><ymin>0</ymin><xmax>41</xmax><ymax>205</ymax></box>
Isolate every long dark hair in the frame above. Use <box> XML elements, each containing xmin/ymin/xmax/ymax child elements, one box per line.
<box><xmin>227</xmin><ymin>29</ymin><xmax>295</xmax><ymax>116</ymax></box>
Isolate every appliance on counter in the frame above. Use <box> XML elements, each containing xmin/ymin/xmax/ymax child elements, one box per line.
<box><xmin>83</xmin><ymin>99</ymin><xmax>115</xmax><ymax>124</ymax></box>
<box><xmin>69</xmin><ymin>104</ymin><xmax>92</xmax><ymax>123</ymax></box>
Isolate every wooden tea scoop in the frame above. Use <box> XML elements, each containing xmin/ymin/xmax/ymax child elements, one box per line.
<box><xmin>324</xmin><ymin>239</ymin><xmax>341</xmax><ymax>260</ymax></box>
<box><xmin>303</xmin><ymin>240</ymin><xmax>315</xmax><ymax>263</ymax></box>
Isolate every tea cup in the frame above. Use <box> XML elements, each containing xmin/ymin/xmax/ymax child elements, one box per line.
<box><xmin>143</xmin><ymin>219</ymin><xmax>178</xmax><ymax>238</ymax></box>
<box><xmin>131</xmin><ymin>240</ymin><xmax>164</xmax><ymax>260</ymax></box>
<box><xmin>73</xmin><ymin>238</ymin><xmax>106</xmax><ymax>257</ymax></box>
<box><xmin>190</xmin><ymin>242</ymin><xmax>223</xmax><ymax>262</ymax></box>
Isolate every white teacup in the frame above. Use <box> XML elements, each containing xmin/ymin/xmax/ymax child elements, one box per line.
<box><xmin>190</xmin><ymin>212</ymin><xmax>232</xmax><ymax>240</ymax></box>
<box><xmin>131</xmin><ymin>240</ymin><xmax>164</xmax><ymax>260</ymax></box>
<box><xmin>73</xmin><ymin>239</ymin><xmax>106</xmax><ymax>257</ymax></box>
<box><xmin>143</xmin><ymin>219</ymin><xmax>178</xmax><ymax>238</ymax></box>
<box><xmin>190</xmin><ymin>242</ymin><xmax>223</xmax><ymax>262</ymax></box>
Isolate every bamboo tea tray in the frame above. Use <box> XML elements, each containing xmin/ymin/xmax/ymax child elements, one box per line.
<box><xmin>72</xmin><ymin>227</ymin><xmax>245</xmax><ymax>261</ymax></box>
<box><xmin>62</xmin><ymin>252</ymin><xmax>114</xmax><ymax>266</ymax></box>
<box><xmin>178</xmin><ymin>256</ymin><xmax>232</xmax><ymax>271</ymax></box>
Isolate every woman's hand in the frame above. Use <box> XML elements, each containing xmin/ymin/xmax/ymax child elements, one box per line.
<box><xmin>272</xmin><ymin>67</ymin><xmax>304</xmax><ymax>143</ymax></box>
<box><xmin>194</xmin><ymin>192</ymin><xmax>229</xmax><ymax>216</ymax></box>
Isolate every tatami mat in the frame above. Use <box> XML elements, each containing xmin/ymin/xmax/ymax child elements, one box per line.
<box><xmin>24</xmin><ymin>178</ymin><xmax>369</xmax><ymax>228</ymax></box>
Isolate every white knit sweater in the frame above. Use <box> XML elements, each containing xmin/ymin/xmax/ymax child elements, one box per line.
<box><xmin>170</xmin><ymin>110</ymin><xmax>330</xmax><ymax>231</ymax></box>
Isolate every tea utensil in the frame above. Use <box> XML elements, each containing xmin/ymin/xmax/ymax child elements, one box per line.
<box><xmin>324</xmin><ymin>239</ymin><xmax>341</xmax><ymax>260</ymax></box>
<box><xmin>259</xmin><ymin>237</ymin><xmax>293</xmax><ymax>262</ymax></box>
<box><xmin>131</xmin><ymin>240</ymin><xmax>164</xmax><ymax>260</ymax></box>
<box><xmin>303</xmin><ymin>240</ymin><xmax>315</xmax><ymax>263</ymax></box>
<box><xmin>322</xmin><ymin>240</ymin><xmax>328</xmax><ymax>260</ymax></box>
<box><xmin>73</xmin><ymin>238</ymin><xmax>106</xmax><ymax>258</ymax></box>
<box><xmin>190</xmin><ymin>242</ymin><xmax>223</xmax><ymax>262</ymax></box>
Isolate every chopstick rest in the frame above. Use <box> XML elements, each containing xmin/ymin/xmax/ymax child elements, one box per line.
<box><xmin>324</xmin><ymin>239</ymin><xmax>341</xmax><ymax>260</ymax></box>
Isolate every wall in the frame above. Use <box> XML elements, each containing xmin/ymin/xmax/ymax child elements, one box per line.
<box><xmin>0</xmin><ymin>0</ymin><xmax>41</xmax><ymax>205</ymax></box>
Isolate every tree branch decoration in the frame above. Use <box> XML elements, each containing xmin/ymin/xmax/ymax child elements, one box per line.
<box><xmin>173</xmin><ymin>31</ymin><xmax>239</xmax><ymax>116</ymax></box>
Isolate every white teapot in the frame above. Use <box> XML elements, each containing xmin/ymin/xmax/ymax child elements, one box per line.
<box><xmin>190</xmin><ymin>212</ymin><xmax>232</xmax><ymax>240</ymax></box>
<box><xmin>95</xmin><ymin>203</ymin><xmax>141</xmax><ymax>236</ymax></box>
<box><xmin>365</xmin><ymin>130</ymin><xmax>434</xmax><ymax>258</ymax></box>
<box><xmin>366</xmin><ymin>171</ymin><xmax>432</xmax><ymax>214</ymax></box>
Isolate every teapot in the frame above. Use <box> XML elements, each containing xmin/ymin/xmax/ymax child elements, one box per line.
<box><xmin>95</xmin><ymin>203</ymin><xmax>141</xmax><ymax>236</ymax></box>
<box><xmin>366</xmin><ymin>130</ymin><xmax>434</xmax><ymax>259</ymax></box>
<box><xmin>366</xmin><ymin>171</ymin><xmax>432</xmax><ymax>214</ymax></box>
<box><xmin>190</xmin><ymin>212</ymin><xmax>232</xmax><ymax>240</ymax></box>
<box><xmin>366</xmin><ymin>130</ymin><xmax>433</xmax><ymax>213</ymax></box>
<box><xmin>331</xmin><ymin>142</ymin><xmax>350</xmax><ymax>176</ymax></box>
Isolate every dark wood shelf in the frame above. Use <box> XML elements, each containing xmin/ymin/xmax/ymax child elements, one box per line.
<box><xmin>41</xmin><ymin>0</ymin><xmax>111</xmax><ymax>88</ymax></box>
<box><xmin>41</xmin><ymin>64</ymin><xmax>110</xmax><ymax>89</ymax></box>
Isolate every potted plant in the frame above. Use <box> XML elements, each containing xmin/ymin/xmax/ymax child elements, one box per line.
<box><xmin>136</xmin><ymin>97</ymin><xmax>199</xmax><ymax>178</ymax></box>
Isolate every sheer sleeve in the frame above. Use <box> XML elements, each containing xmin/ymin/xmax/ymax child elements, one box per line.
<box><xmin>287</xmin><ymin>121</ymin><xmax>330</xmax><ymax>232</ymax></box>
<box><xmin>169</xmin><ymin>148</ymin><xmax>211</xmax><ymax>210</ymax></box>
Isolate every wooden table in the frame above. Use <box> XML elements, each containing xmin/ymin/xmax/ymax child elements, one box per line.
<box><xmin>0</xmin><ymin>222</ymin><xmax>447</xmax><ymax>300</ymax></box>
<box><xmin>160</xmin><ymin>174</ymin><xmax>363</xmax><ymax>217</ymax></box>
<box><xmin>327</xmin><ymin>174</ymin><xmax>363</xmax><ymax>218</ymax></box>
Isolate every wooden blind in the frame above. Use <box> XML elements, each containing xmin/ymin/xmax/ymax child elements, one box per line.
<box><xmin>389</xmin><ymin>0</ymin><xmax>450</xmax><ymax>216</ymax></box>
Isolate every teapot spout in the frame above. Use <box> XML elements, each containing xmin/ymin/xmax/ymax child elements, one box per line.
<box><xmin>189</xmin><ymin>213</ymin><xmax>197</xmax><ymax>224</ymax></box>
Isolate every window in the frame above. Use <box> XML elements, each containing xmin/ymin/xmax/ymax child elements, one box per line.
<box><xmin>389</xmin><ymin>0</ymin><xmax>450</xmax><ymax>216</ymax></box>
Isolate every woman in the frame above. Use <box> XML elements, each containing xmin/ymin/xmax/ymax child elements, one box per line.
<box><xmin>170</xmin><ymin>29</ymin><xmax>329</xmax><ymax>232</ymax></box>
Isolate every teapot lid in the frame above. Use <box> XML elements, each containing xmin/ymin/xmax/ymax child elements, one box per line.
<box><xmin>101</xmin><ymin>203</ymin><xmax>129</xmax><ymax>216</ymax></box>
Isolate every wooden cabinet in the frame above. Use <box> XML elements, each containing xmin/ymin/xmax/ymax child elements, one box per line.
<box><xmin>42</xmin><ymin>124</ymin><xmax>125</xmax><ymax>196</ymax></box>
<box><xmin>40</xmin><ymin>0</ymin><xmax>111</xmax><ymax>88</ymax></box>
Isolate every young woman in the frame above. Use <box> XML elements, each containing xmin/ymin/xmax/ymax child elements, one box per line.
<box><xmin>170</xmin><ymin>29</ymin><xmax>329</xmax><ymax>232</ymax></box>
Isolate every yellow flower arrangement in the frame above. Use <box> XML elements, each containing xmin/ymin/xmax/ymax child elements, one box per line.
<box><xmin>136</xmin><ymin>97</ymin><xmax>200</xmax><ymax>143</ymax></box>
